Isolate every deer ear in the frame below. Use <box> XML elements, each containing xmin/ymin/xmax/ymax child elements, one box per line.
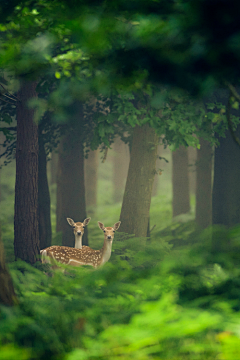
<box><xmin>113</xmin><ymin>221</ymin><xmax>121</xmax><ymax>231</ymax></box>
<box><xmin>98</xmin><ymin>221</ymin><xmax>105</xmax><ymax>230</ymax></box>
<box><xmin>83</xmin><ymin>217</ymin><xmax>91</xmax><ymax>226</ymax></box>
<box><xmin>67</xmin><ymin>218</ymin><xmax>75</xmax><ymax>226</ymax></box>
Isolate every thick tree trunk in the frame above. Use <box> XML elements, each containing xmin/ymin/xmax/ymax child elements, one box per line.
<box><xmin>212</xmin><ymin>128</ymin><xmax>240</xmax><ymax>253</ymax></box>
<box><xmin>195</xmin><ymin>138</ymin><xmax>213</xmax><ymax>229</ymax></box>
<box><xmin>0</xmin><ymin>237</ymin><xmax>17</xmax><ymax>306</ymax></box>
<box><xmin>152</xmin><ymin>144</ymin><xmax>161</xmax><ymax>197</ymax></box>
<box><xmin>14</xmin><ymin>81</ymin><xmax>39</xmax><ymax>264</ymax></box>
<box><xmin>56</xmin><ymin>145</ymin><xmax>62</xmax><ymax>234</ymax></box>
<box><xmin>120</xmin><ymin>124</ymin><xmax>158</xmax><ymax>237</ymax></box>
<box><xmin>0</xmin><ymin>148</ymin><xmax>14</xmax><ymax>305</ymax></box>
<box><xmin>51</xmin><ymin>150</ymin><xmax>58</xmax><ymax>185</ymax></box>
<box><xmin>172</xmin><ymin>145</ymin><xmax>190</xmax><ymax>217</ymax></box>
<box><xmin>57</xmin><ymin>131</ymin><xmax>88</xmax><ymax>247</ymax></box>
<box><xmin>113</xmin><ymin>137</ymin><xmax>130</xmax><ymax>203</ymax></box>
<box><xmin>84</xmin><ymin>149</ymin><xmax>98</xmax><ymax>212</ymax></box>
<box><xmin>172</xmin><ymin>146</ymin><xmax>190</xmax><ymax>217</ymax></box>
<box><xmin>188</xmin><ymin>146</ymin><xmax>197</xmax><ymax>195</ymax></box>
<box><xmin>38</xmin><ymin>131</ymin><xmax>52</xmax><ymax>250</ymax></box>
<box><xmin>212</xmin><ymin>128</ymin><xmax>240</xmax><ymax>228</ymax></box>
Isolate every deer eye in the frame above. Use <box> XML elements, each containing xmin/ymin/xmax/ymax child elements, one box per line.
<box><xmin>83</xmin><ymin>226</ymin><xmax>85</xmax><ymax>228</ymax></box>
<box><xmin>103</xmin><ymin>230</ymin><xmax>106</xmax><ymax>233</ymax></box>
<box><xmin>73</xmin><ymin>226</ymin><xmax>75</xmax><ymax>229</ymax></box>
<box><xmin>113</xmin><ymin>230</ymin><xmax>115</xmax><ymax>232</ymax></box>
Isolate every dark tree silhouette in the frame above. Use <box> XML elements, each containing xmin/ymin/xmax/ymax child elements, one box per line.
<box><xmin>14</xmin><ymin>81</ymin><xmax>39</xmax><ymax>264</ymax></box>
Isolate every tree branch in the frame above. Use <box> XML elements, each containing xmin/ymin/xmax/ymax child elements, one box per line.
<box><xmin>2</xmin><ymin>93</ymin><xmax>18</xmax><ymax>102</ymax></box>
<box><xmin>226</xmin><ymin>82</ymin><xmax>240</xmax><ymax>102</ymax></box>
<box><xmin>149</xmin><ymin>224</ymin><xmax>156</xmax><ymax>233</ymax></box>
<box><xmin>0</xmin><ymin>97</ymin><xmax>16</xmax><ymax>105</ymax></box>
<box><xmin>0</xmin><ymin>127</ymin><xmax>17</xmax><ymax>131</ymax></box>
<box><xmin>0</xmin><ymin>83</ymin><xmax>19</xmax><ymax>101</ymax></box>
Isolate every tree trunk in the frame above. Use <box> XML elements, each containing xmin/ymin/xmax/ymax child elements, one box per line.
<box><xmin>172</xmin><ymin>146</ymin><xmax>190</xmax><ymax>217</ymax></box>
<box><xmin>188</xmin><ymin>146</ymin><xmax>197</xmax><ymax>195</ymax></box>
<box><xmin>212</xmin><ymin>127</ymin><xmax>240</xmax><ymax>228</ymax></box>
<box><xmin>14</xmin><ymin>81</ymin><xmax>39</xmax><ymax>264</ymax></box>
<box><xmin>113</xmin><ymin>137</ymin><xmax>130</xmax><ymax>203</ymax></box>
<box><xmin>120</xmin><ymin>124</ymin><xmax>158</xmax><ymax>237</ymax></box>
<box><xmin>0</xmin><ymin>237</ymin><xmax>17</xmax><ymax>306</ymax></box>
<box><xmin>50</xmin><ymin>150</ymin><xmax>58</xmax><ymax>185</ymax></box>
<box><xmin>84</xmin><ymin>149</ymin><xmax>98</xmax><ymax>212</ymax></box>
<box><xmin>152</xmin><ymin>144</ymin><xmax>161</xmax><ymax>197</ymax></box>
<box><xmin>38</xmin><ymin>130</ymin><xmax>52</xmax><ymax>250</ymax></box>
<box><xmin>56</xmin><ymin>145</ymin><xmax>62</xmax><ymax>234</ymax></box>
<box><xmin>195</xmin><ymin>138</ymin><xmax>213</xmax><ymax>229</ymax></box>
<box><xmin>57</xmin><ymin>131</ymin><xmax>88</xmax><ymax>247</ymax></box>
<box><xmin>0</xmin><ymin>142</ymin><xmax>15</xmax><ymax>305</ymax></box>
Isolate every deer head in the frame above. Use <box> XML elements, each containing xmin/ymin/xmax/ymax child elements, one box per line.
<box><xmin>98</xmin><ymin>221</ymin><xmax>121</xmax><ymax>241</ymax></box>
<box><xmin>67</xmin><ymin>217</ymin><xmax>91</xmax><ymax>248</ymax></box>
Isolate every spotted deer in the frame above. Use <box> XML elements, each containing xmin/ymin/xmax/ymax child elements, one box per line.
<box><xmin>40</xmin><ymin>217</ymin><xmax>90</xmax><ymax>262</ymax></box>
<box><xmin>41</xmin><ymin>221</ymin><xmax>121</xmax><ymax>268</ymax></box>
<box><xmin>67</xmin><ymin>217</ymin><xmax>91</xmax><ymax>249</ymax></box>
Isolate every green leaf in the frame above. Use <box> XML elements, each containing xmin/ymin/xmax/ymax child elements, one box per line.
<box><xmin>207</xmin><ymin>103</ymin><xmax>215</xmax><ymax>110</ymax></box>
<box><xmin>232</xmin><ymin>101</ymin><xmax>239</xmax><ymax>110</ymax></box>
<box><xmin>55</xmin><ymin>72</ymin><xmax>61</xmax><ymax>79</ymax></box>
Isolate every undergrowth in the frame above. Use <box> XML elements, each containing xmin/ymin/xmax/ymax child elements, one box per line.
<box><xmin>1</xmin><ymin>225</ymin><xmax>240</xmax><ymax>360</ymax></box>
<box><xmin>1</xmin><ymin>155</ymin><xmax>240</xmax><ymax>359</ymax></box>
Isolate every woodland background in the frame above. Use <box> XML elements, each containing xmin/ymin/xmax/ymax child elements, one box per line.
<box><xmin>1</xmin><ymin>0</ymin><xmax>240</xmax><ymax>359</ymax></box>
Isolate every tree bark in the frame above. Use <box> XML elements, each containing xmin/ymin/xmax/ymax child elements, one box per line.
<box><xmin>152</xmin><ymin>144</ymin><xmax>161</xmax><ymax>197</ymax></box>
<box><xmin>0</xmin><ymin>143</ymin><xmax>15</xmax><ymax>305</ymax></box>
<box><xmin>84</xmin><ymin>149</ymin><xmax>98</xmax><ymax>212</ymax></box>
<box><xmin>212</xmin><ymin>127</ymin><xmax>240</xmax><ymax>228</ymax></box>
<box><xmin>56</xmin><ymin>146</ymin><xmax>62</xmax><ymax>234</ymax></box>
<box><xmin>120</xmin><ymin>124</ymin><xmax>158</xmax><ymax>237</ymax></box>
<box><xmin>14</xmin><ymin>81</ymin><xmax>39</xmax><ymax>264</ymax></box>
<box><xmin>113</xmin><ymin>137</ymin><xmax>130</xmax><ymax>203</ymax></box>
<box><xmin>172</xmin><ymin>146</ymin><xmax>190</xmax><ymax>217</ymax></box>
<box><xmin>38</xmin><ymin>130</ymin><xmax>52</xmax><ymax>250</ymax></box>
<box><xmin>195</xmin><ymin>138</ymin><xmax>213</xmax><ymax>229</ymax></box>
<box><xmin>188</xmin><ymin>146</ymin><xmax>197</xmax><ymax>195</ymax></box>
<box><xmin>57</xmin><ymin>129</ymin><xmax>88</xmax><ymax>247</ymax></box>
<box><xmin>50</xmin><ymin>150</ymin><xmax>58</xmax><ymax>185</ymax></box>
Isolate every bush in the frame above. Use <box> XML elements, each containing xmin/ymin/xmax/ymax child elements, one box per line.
<box><xmin>1</xmin><ymin>224</ymin><xmax>240</xmax><ymax>359</ymax></box>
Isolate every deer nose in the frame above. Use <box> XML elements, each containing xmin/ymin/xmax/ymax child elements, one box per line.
<box><xmin>77</xmin><ymin>231</ymin><xmax>81</xmax><ymax>235</ymax></box>
<box><xmin>107</xmin><ymin>235</ymin><xmax>112</xmax><ymax>240</ymax></box>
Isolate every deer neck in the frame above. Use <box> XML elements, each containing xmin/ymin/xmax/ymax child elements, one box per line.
<box><xmin>74</xmin><ymin>234</ymin><xmax>83</xmax><ymax>249</ymax></box>
<box><xmin>100</xmin><ymin>237</ymin><xmax>113</xmax><ymax>266</ymax></box>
